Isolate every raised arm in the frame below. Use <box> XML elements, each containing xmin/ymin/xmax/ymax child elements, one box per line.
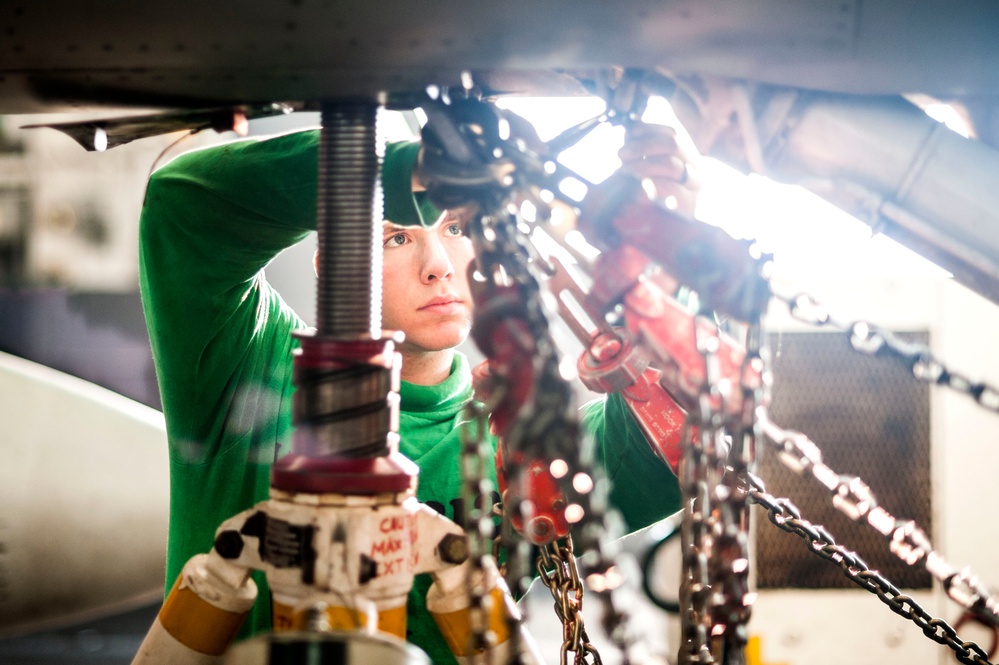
<box><xmin>139</xmin><ymin>132</ymin><xmax>428</xmax><ymax>462</ymax></box>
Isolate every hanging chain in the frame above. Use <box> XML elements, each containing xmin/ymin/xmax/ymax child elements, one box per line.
<box><xmin>537</xmin><ymin>536</ymin><xmax>603</xmax><ymax>665</ymax></box>
<box><xmin>756</xmin><ymin>406</ymin><xmax>999</xmax><ymax>626</ymax></box>
<box><xmin>775</xmin><ymin>291</ymin><xmax>999</xmax><ymax>413</ymax></box>
<box><xmin>678</xmin><ymin>312</ymin><xmax>764</xmax><ymax>665</ymax></box>
<box><xmin>466</xmin><ymin>211</ymin><xmax>651</xmax><ymax>665</ymax></box>
<box><xmin>746</xmin><ymin>473</ymin><xmax>994</xmax><ymax>665</ymax></box>
<box><xmin>678</xmin><ymin>316</ymin><xmax>724</xmax><ymax>665</ymax></box>
<box><xmin>713</xmin><ymin>320</ymin><xmax>765</xmax><ymax>662</ymax></box>
<box><xmin>467</xmin><ymin>210</ymin><xmax>601</xmax><ymax>665</ymax></box>
<box><xmin>461</xmin><ymin>393</ymin><xmax>514</xmax><ymax>662</ymax></box>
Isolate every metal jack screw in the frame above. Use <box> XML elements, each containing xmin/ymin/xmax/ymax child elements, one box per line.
<box><xmin>315</xmin><ymin>101</ymin><xmax>383</xmax><ymax>340</ymax></box>
<box><xmin>273</xmin><ymin>99</ymin><xmax>410</xmax><ymax>479</ymax></box>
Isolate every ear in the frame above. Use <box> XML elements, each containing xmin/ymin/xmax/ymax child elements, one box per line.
<box><xmin>313</xmin><ymin>249</ymin><xmax>319</xmax><ymax>277</ymax></box>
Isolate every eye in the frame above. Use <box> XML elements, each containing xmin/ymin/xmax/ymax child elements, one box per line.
<box><xmin>384</xmin><ymin>232</ymin><xmax>408</xmax><ymax>247</ymax></box>
<box><xmin>444</xmin><ymin>222</ymin><xmax>465</xmax><ymax>237</ymax></box>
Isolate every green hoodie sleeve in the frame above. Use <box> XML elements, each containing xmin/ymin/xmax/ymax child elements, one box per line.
<box><xmin>140</xmin><ymin>131</ymin><xmax>317</xmax><ymax>464</ymax></box>
<box><xmin>582</xmin><ymin>392</ymin><xmax>683</xmax><ymax>532</ymax></box>
<box><xmin>139</xmin><ymin>131</ymin><xmax>315</xmax><ymax>639</ymax></box>
<box><xmin>140</xmin><ymin>132</ymin><xmax>436</xmax><ymax>463</ymax></box>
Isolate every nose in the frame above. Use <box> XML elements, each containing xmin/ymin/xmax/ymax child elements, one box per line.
<box><xmin>420</xmin><ymin>234</ymin><xmax>455</xmax><ymax>283</ymax></box>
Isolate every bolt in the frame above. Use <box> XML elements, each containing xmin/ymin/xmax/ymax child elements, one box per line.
<box><xmin>528</xmin><ymin>517</ymin><xmax>555</xmax><ymax>544</ymax></box>
<box><xmin>213</xmin><ymin>530</ymin><xmax>244</xmax><ymax>559</ymax></box>
<box><xmin>302</xmin><ymin>603</ymin><xmax>332</xmax><ymax>633</ymax></box>
<box><xmin>438</xmin><ymin>533</ymin><xmax>469</xmax><ymax>564</ymax></box>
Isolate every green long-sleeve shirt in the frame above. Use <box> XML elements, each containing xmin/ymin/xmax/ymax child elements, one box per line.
<box><xmin>138</xmin><ymin>129</ymin><xmax>681</xmax><ymax>664</ymax></box>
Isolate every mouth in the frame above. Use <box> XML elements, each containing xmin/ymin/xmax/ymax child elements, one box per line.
<box><xmin>419</xmin><ymin>296</ymin><xmax>464</xmax><ymax>314</ymax></box>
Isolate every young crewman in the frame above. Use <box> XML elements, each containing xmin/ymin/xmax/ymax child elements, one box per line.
<box><xmin>139</xmin><ymin>119</ymin><xmax>693</xmax><ymax>663</ymax></box>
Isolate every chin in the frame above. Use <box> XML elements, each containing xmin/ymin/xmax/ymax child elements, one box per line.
<box><xmin>406</xmin><ymin>324</ymin><xmax>470</xmax><ymax>354</ymax></box>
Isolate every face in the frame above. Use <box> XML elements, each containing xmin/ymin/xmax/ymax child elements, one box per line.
<box><xmin>380</xmin><ymin>211</ymin><xmax>475</xmax><ymax>356</ymax></box>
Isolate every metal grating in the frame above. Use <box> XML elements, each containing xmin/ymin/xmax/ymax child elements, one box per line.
<box><xmin>755</xmin><ymin>330</ymin><xmax>932</xmax><ymax>589</ymax></box>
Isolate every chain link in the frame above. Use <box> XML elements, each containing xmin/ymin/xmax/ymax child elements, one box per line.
<box><xmin>712</xmin><ymin>320</ymin><xmax>764</xmax><ymax>661</ymax></box>
<box><xmin>677</xmin><ymin>418</ymin><xmax>714</xmax><ymax>664</ymax></box>
<box><xmin>678</xmin><ymin>314</ymin><xmax>762</xmax><ymax>665</ymax></box>
<box><xmin>776</xmin><ymin>291</ymin><xmax>999</xmax><ymax>413</ymax></box>
<box><xmin>746</xmin><ymin>474</ymin><xmax>994</xmax><ymax>665</ymax></box>
<box><xmin>678</xmin><ymin>317</ymin><xmax>723</xmax><ymax>665</ymax></box>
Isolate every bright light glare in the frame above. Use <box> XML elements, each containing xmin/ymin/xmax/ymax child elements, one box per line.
<box><xmin>495</xmin><ymin>96</ymin><xmax>607</xmax><ymax>141</ymax></box>
<box><xmin>520</xmin><ymin>200</ymin><xmax>537</xmax><ymax>223</ymax></box>
<box><xmin>558</xmin><ymin>356</ymin><xmax>579</xmax><ymax>382</ymax></box>
<box><xmin>695</xmin><ymin>159</ymin><xmax>949</xmax><ymax>281</ymax></box>
<box><xmin>497</xmin><ymin>96</ymin><xmax>949</xmax><ymax>283</ymax></box>
<box><xmin>563</xmin><ymin>230</ymin><xmax>601</xmax><ymax>261</ymax></box>
<box><xmin>550</xmin><ymin>459</ymin><xmax>569</xmax><ymax>479</ymax></box>
<box><xmin>564</xmin><ymin>503</ymin><xmax>585</xmax><ymax>523</ymax></box>
<box><xmin>923</xmin><ymin>103</ymin><xmax>972</xmax><ymax>138</ymax></box>
<box><xmin>558</xmin><ymin>177</ymin><xmax>589</xmax><ymax>202</ymax></box>
<box><xmin>497</xmin><ymin>96</ymin><xmax>624</xmax><ymax>184</ymax></box>
<box><xmin>572</xmin><ymin>472</ymin><xmax>594</xmax><ymax>494</ymax></box>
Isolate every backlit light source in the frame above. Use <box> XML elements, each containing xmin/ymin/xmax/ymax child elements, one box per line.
<box><xmin>496</xmin><ymin>95</ymin><xmax>948</xmax><ymax>283</ymax></box>
<box><xmin>564</xmin><ymin>503</ymin><xmax>585</xmax><ymax>523</ymax></box>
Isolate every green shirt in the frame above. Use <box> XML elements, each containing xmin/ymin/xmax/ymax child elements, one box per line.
<box><xmin>138</xmin><ymin>129</ymin><xmax>681</xmax><ymax>664</ymax></box>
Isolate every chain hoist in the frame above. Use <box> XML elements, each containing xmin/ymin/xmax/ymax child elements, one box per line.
<box><xmin>465</xmin><ymin>207</ymin><xmax>636</xmax><ymax>665</ymax></box>
<box><xmin>420</xmin><ymin>85</ymin><xmax>999</xmax><ymax>665</ymax></box>
<box><xmin>416</xmin><ymin>87</ymin><xmax>668</xmax><ymax>665</ymax></box>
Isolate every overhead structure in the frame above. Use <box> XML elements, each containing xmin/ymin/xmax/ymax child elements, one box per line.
<box><xmin>2</xmin><ymin>0</ymin><xmax>999</xmax><ymax>110</ymax></box>
<box><xmin>5</xmin><ymin>1</ymin><xmax>999</xmax><ymax>304</ymax></box>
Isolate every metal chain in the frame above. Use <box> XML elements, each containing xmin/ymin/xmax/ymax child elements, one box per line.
<box><xmin>712</xmin><ymin>320</ymin><xmax>765</xmax><ymax>662</ymax></box>
<box><xmin>678</xmin><ymin>314</ymin><xmax>763</xmax><ymax>665</ymax></box>
<box><xmin>689</xmin><ymin>288</ymin><xmax>999</xmax><ymax>658</ymax></box>
<box><xmin>461</xmin><ymin>394</ymin><xmax>513</xmax><ymax>662</ymax></box>
<box><xmin>468</xmin><ymin>211</ymin><xmax>602</xmax><ymax>665</ymax></box>
<box><xmin>678</xmin><ymin>316</ymin><xmax>724</xmax><ymax>665</ymax></box>
<box><xmin>756</xmin><ymin>406</ymin><xmax>999</xmax><ymax>626</ymax></box>
<box><xmin>537</xmin><ymin>536</ymin><xmax>603</xmax><ymax>665</ymax></box>
<box><xmin>775</xmin><ymin>291</ymin><xmax>999</xmax><ymax>413</ymax></box>
<box><xmin>746</xmin><ymin>473</ymin><xmax>994</xmax><ymax>665</ymax></box>
<box><xmin>677</xmin><ymin>420</ymin><xmax>713</xmax><ymax>664</ymax></box>
<box><xmin>469</xmin><ymin>211</ymin><xmax>649</xmax><ymax>665</ymax></box>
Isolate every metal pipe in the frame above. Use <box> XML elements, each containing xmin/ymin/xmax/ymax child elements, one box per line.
<box><xmin>699</xmin><ymin>85</ymin><xmax>999</xmax><ymax>305</ymax></box>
